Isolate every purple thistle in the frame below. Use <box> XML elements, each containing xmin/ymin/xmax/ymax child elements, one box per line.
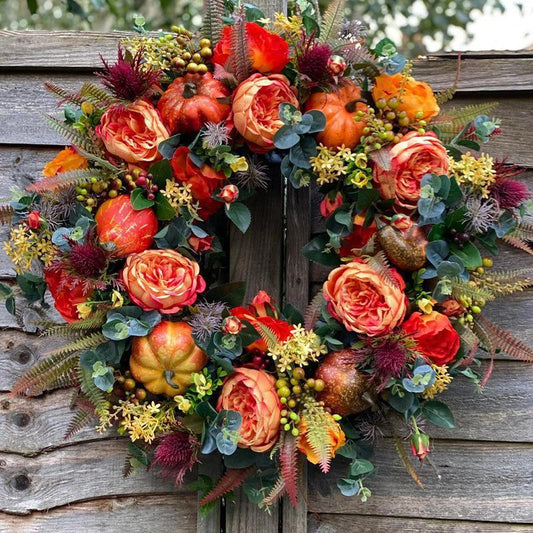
<box><xmin>152</xmin><ymin>431</ymin><xmax>199</xmax><ymax>485</ymax></box>
<box><xmin>492</xmin><ymin>179</ymin><xmax>531</xmax><ymax>210</ymax></box>
<box><xmin>373</xmin><ymin>339</ymin><xmax>408</xmax><ymax>388</ymax></box>
<box><xmin>297</xmin><ymin>43</ymin><xmax>333</xmax><ymax>83</ymax></box>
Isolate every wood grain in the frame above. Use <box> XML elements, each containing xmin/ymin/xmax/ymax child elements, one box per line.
<box><xmin>0</xmin><ymin>494</ymin><xmax>198</xmax><ymax>533</ymax></box>
<box><xmin>308</xmin><ymin>439</ymin><xmax>533</xmax><ymax>523</ymax></box>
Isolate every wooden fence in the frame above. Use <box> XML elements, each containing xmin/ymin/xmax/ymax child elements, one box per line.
<box><xmin>0</xmin><ymin>31</ymin><xmax>532</xmax><ymax>532</ymax></box>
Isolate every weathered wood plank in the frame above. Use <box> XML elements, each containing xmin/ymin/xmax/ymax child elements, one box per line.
<box><xmin>308</xmin><ymin>513</ymin><xmax>533</xmax><ymax>532</ymax></box>
<box><xmin>308</xmin><ymin>439</ymin><xmax>533</xmax><ymax>523</ymax></box>
<box><xmin>0</xmin><ymin>439</ymin><xmax>184</xmax><ymax>514</ymax></box>
<box><xmin>0</xmin><ymin>494</ymin><xmax>197</xmax><ymax>533</ymax></box>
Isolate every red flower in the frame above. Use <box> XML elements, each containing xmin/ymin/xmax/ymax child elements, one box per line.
<box><xmin>219</xmin><ymin>184</ymin><xmax>239</xmax><ymax>204</ymax></box>
<box><xmin>213</xmin><ymin>23</ymin><xmax>290</xmax><ymax>75</ymax></box>
<box><xmin>411</xmin><ymin>432</ymin><xmax>430</xmax><ymax>461</ymax></box>
<box><xmin>44</xmin><ymin>267</ymin><xmax>93</xmax><ymax>322</ymax></box>
<box><xmin>222</xmin><ymin>316</ymin><xmax>243</xmax><ymax>335</ymax></box>
<box><xmin>339</xmin><ymin>214</ymin><xmax>377</xmax><ymax>258</ymax></box>
<box><xmin>402</xmin><ymin>311</ymin><xmax>461</xmax><ymax>366</ymax></box>
<box><xmin>27</xmin><ymin>210</ymin><xmax>41</xmax><ymax>230</ymax></box>
<box><xmin>171</xmin><ymin>147</ymin><xmax>227</xmax><ymax>219</ymax></box>
<box><xmin>188</xmin><ymin>234</ymin><xmax>214</xmax><ymax>253</ymax></box>
<box><xmin>320</xmin><ymin>191</ymin><xmax>343</xmax><ymax>218</ymax></box>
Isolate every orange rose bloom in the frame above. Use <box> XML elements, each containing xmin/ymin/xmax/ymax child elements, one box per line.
<box><xmin>297</xmin><ymin>415</ymin><xmax>346</xmax><ymax>472</ymax></box>
<box><xmin>232</xmin><ymin>73</ymin><xmax>299</xmax><ymax>153</ymax></box>
<box><xmin>44</xmin><ymin>267</ymin><xmax>93</xmax><ymax>323</ymax></box>
<box><xmin>372</xmin><ymin>73</ymin><xmax>439</xmax><ymax>122</ymax></box>
<box><xmin>213</xmin><ymin>22</ymin><xmax>290</xmax><ymax>74</ymax></box>
<box><xmin>122</xmin><ymin>249</ymin><xmax>206</xmax><ymax>314</ymax></box>
<box><xmin>323</xmin><ymin>258</ymin><xmax>407</xmax><ymax>337</ymax></box>
<box><xmin>402</xmin><ymin>311</ymin><xmax>461</xmax><ymax>366</ymax></box>
<box><xmin>171</xmin><ymin>146</ymin><xmax>227</xmax><ymax>219</ymax></box>
<box><xmin>96</xmin><ymin>99</ymin><xmax>169</xmax><ymax>163</ymax></box>
<box><xmin>217</xmin><ymin>367</ymin><xmax>281</xmax><ymax>453</ymax></box>
<box><xmin>43</xmin><ymin>147</ymin><xmax>88</xmax><ymax>177</ymax></box>
<box><xmin>373</xmin><ymin>131</ymin><xmax>449</xmax><ymax>211</ymax></box>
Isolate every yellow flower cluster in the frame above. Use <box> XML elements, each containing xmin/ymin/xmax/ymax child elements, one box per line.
<box><xmin>422</xmin><ymin>364</ymin><xmax>452</xmax><ymax>400</ymax></box>
<box><xmin>273</xmin><ymin>13</ymin><xmax>304</xmax><ymax>42</ymax></box>
<box><xmin>3</xmin><ymin>226</ymin><xmax>57</xmax><ymax>272</ymax></box>
<box><xmin>448</xmin><ymin>152</ymin><xmax>496</xmax><ymax>198</ymax></box>
<box><xmin>162</xmin><ymin>180</ymin><xmax>199</xmax><ymax>217</ymax></box>
<box><xmin>96</xmin><ymin>399</ymin><xmax>176</xmax><ymax>444</ymax></box>
<box><xmin>269</xmin><ymin>324</ymin><xmax>327</xmax><ymax>373</ymax></box>
<box><xmin>122</xmin><ymin>36</ymin><xmax>180</xmax><ymax>71</ymax></box>
<box><xmin>311</xmin><ymin>145</ymin><xmax>356</xmax><ymax>185</ymax></box>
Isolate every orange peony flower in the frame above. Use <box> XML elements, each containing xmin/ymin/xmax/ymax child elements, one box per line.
<box><xmin>372</xmin><ymin>73</ymin><xmax>439</xmax><ymax>122</ymax></box>
<box><xmin>402</xmin><ymin>311</ymin><xmax>461</xmax><ymax>366</ymax></box>
<box><xmin>213</xmin><ymin>22</ymin><xmax>290</xmax><ymax>75</ymax></box>
<box><xmin>232</xmin><ymin>73</ymin><xmax>299</xmax><ymax>153</ymax></box>
<box><xmin>217</xmin><ymin>367</ymin><xmax>281</xmax><ymax>453</ymax></box>
<box><xmin>43</xmin><ymin>147</ymin><xmax>88</xmax><ymax>177</ymax></box>
<box><xmin>44</xmin><ymin>267</ymin><xmax>93</xmax><ymax>323</ymax></box>
<box><xmin>95</xmin><ymin>99</ymin><xmax>169</xmax><ymax>163</ymax></box>
<box><xmin>323</xmin><ymin>258</ymin><xmax>407</xmax><ymax>337</ymax></box>
<box><xmin>171</xmin><ymin>146</ymin><xmax>227</xmax><ymax>219</ymax></box>
<box><xmin>297</xmin><ymin>415</ymin><xmax>346</xmax><ymax>470</ymax></box>
<box><xmin>373</xmin><ymin>131</ymin><xmax>449</xmax><ymax>211</ymax></box>
<box><xmin>121</xmin><ymin>249</ymin><xmax>206</xmax><ymax>314</ymax></box>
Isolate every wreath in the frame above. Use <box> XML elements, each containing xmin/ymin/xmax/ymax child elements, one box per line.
<box><xmin>4</xmin><ymin>0</ymin><xmax>533</xmax><ymax>510</ymax></box>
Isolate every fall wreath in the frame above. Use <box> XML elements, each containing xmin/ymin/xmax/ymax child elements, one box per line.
<box><xmin>3</xmin><ymin>0</ymin><xmax>533</xmax><ymax>509</ymax></box>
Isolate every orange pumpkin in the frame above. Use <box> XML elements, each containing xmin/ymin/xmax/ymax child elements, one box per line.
<box><xmin>130</xmin><ymin>321</ymin><xmax>207</xmax><ymax>397</ymax></box>
<box><xmin>158</xmin><ymin>72</ymin><xmax>231</xmax><ymax>135</ymax></box>
<box><xmin>95</xmin><ymin>194</ymin><xmax>158</xmax><ymax>258</ymax></box>
<box><xmin>304</xmin><ymin>79</ymin><xmax>367</xmax><ymax>150</ymax></box>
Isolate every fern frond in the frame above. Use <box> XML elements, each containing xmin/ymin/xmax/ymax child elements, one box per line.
<box><xmin>392</xmin><ymin>434</ymin><xmax>424</xmax><ymax>489</ymax></box>
<box><xmin>44</xmin><ymin>81</ymin><xmax>84</xmax><ymax>106</ymax></box>
<box><xmin>475</xmin><ymin>315</ymin><xmax>533</xmax><ymax>363</ymax></box>
<box><xmin>434</xmin><ymin>102</ymin><xmax>499</xmax><ymax>143</ymax></box>
<box><xmin>509</xmin><ymin>221</ymin><xmax>533</xmax><ymax>241</ymax></box>
<box><xmin>202</xmin><ymin>0</ymin><xmax>225</xmax><ymax>44</ymax></box>
<box><xmin>40</xmin><ymin>311</ymin><xmax>107</xmax><ymax>337</ymax></box>
<box><xmin>363</xmin><ymin>251</ymin><xmax>400</xmax><ymax>289</ymax></box>
<box><xmin>199</xmin><ymin>467</ymin><xmax>255</xmax><ymax>506</ymax></box>
<box><xmin>11</xmin><ymin>352</ymin><xmax>78</xmax><ymax>396</ymax></box>
<box><xmin>78</xmin><ymin>364</ymin><xmax>109</xmax><ymax>410</ymax></box>
<box><xmin>434</xmin><ymin>54</ymin><xmax>461</xmax><ymax>105</ymax></box>
<box><xmin>279</xmin><ymin>433</ymin><xmax>299</xmax><ymax>507</ymax></box>
<box><xmin>27</xmin><ymin>169</ymin><xmax>107</xmax><ymax>194</ymax></box>
<box><xmin>45</xmin><ymin>116</ymin><xmax>103</xmax><ymax>156</ymax></box>
<box><xmin>319</xmin><ymin>0</ymin><xmax>346</xmax><ymax>43</ymax></box>
<box><xmin>256</xmin><ymin>322</ymin><xmax>282</xmax><ymax>352</ymax></box>
<box><xmin>450</xmin><ymin>279</ymin><xmax>495</xmax><ymax>303</ymax></box>
<box><xmin>503</xmin><ymin>235</ymin><xmax>533</xmax><ymax>256</ymax></box>
<box><xmin>64</xmin><ymin>407</ymin><xmax>95</xmax><ymax>440</ymax></box>
<box><xmin>47</xmin><ymin>366</ymin><xmax>80</xmax><ymax>390</ymax></box>
<box><xmin>0</xmin><ymin>205</ymin><xmax>15</xmax><ymax>225</ymax></box>
<box><xmin>304</xmin><ymin>291</ymin><xmax>326</xmax><ymax>330</ymax></box>
<box><xmin>456</xmin><ymin>323</ymin><xmax>480</xmax><ymax>366</ymax></box>
<box><xmin>471</xmin><ymin>318</ymin><xmax>496</xmax><ymax>386</ymax></box>
<box><xmin>79</xmin><ymin>82</ymin><xmax>117</xmax><ymax>107</ymax></box>
<box><xmin>123</xmin><ymin>452</ymin><xmax>134</xmax><ymax>478</ymax></box>
<box><xmin>45</xmin><ymin>332</ymin><xmax>107</xmax><ymax>357</ymax></box>
<box><xmin>261</xmin><ymin>474</ymin><xmax>286</xmax><ymax>507</ymax></box>
<box><xmin>475</xmin><ymin>269</ymin><xmax>533</xmax><ymax>298</ymax></box>
<box><xmin>339</xmin><ymin>43</ymin><xmax>380</xmax><ymax>77</ymax></box>
<box><xmin>230</xmin><ymin>8</ymin><xmax>252</xmax><ymax>84</ymax></box>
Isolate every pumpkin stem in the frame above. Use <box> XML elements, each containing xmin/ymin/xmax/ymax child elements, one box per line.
<box><xmin>164</xmin><ymin>370</ymin><xmax>181</xmax><ymax>390</ymax></box>
<box><xmin>345</xmin><ymin>99</ymin><xmax>365</xmax><ymax>113</ymax></box>
<box><xmin>183</xmin><ymin>82</ymin><xmax>197</xmax><ymax>99</ymax></box>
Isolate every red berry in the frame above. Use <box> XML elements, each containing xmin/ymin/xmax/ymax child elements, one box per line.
<box><xmin>136</xmin><ymin>176</ymin><xmax>147</xmax><ymax>187</ymax></box>
<box><xmin>147</xmin><ymin>193</ymin><xmax>155</xmax><ymax>201</ymax></box>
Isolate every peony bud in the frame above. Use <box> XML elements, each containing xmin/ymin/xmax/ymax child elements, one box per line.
<box><xmin>222</xmin><ymin>316</ymin><xmax>243</xmax><ymax>335</ymax></box>
<box><xmin>390</xmin><ymin>213</ymin><xmax>413</xmax><ymax>232</ymax></box>
<box><xmin>410</xmin><ymin>432</ymin><xmax>430</xmax><ymax>461</ymax></box>
<box><xmin>188</xmin><ymin>235</ymin><xmax>214</xmax><ymax>253</ymax></box>
<box><xmin>219</xmin><ymin>184</ymin><xmax>239</xmax><ymax>204</ymax></box>
<box><xmin>27</xmin><ymin>210</ymin><xmax>42</xmax><ymax>230</ymax></box>
<box><xmin>327</xmin><ymin>55</ymin><xmax>347</xmax><ymax>77</ymax></box>
<box><xmin>319</xmin><ymin>191</ymin><xmax>344</xmax><ymax>218</ymax></box>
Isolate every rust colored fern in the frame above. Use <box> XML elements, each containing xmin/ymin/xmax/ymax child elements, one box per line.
<box><xmin>230</xmin><ymin>8</ymin><xmax>252</xmax><ymax>84</ymax></box>
<box><xmin>199</xmin><ymin>467</ymin><xmax>255</xmax><ymax>506</ymax></box>
<box><xmin>503</xmin><ymin>235</ymin><xmax>533</xmax><ymax>256</ymax></box>
<box><xmin>279</xmin><ymin>433</ymin><xmax>299</xmax><ymax>507</ymax></box>
<box><xmin>364</xmin><ymin>251</ymin><xmax>400</xmax><ymax>289</ymax></box>
<box><xmin>392</xmin><ymin>434</ymin><xmax>424</xmax><ymax>489</ymax></box>
<box><xmin>27</xmin><ymin>169</ymin><xmax>107</xmax><ymax>194</ymax></box>
<box><xmin>0</xmin><ymin>205</ymin><xmax>14</xmax><ymax>225</ymax></box>
<box><xmin>261</xmin><ymin>474</ymin><xmax>286</xmax><ymax>507</ymax></box>
<box><xmin>64</xmin><ymin>406</ymin><xmax>95</xmax><ymax>440</ymax></box>
<box><xmin>304</xmin><ymin>291</ymin><xmax>326</xmax><ymax>330</ymax></box>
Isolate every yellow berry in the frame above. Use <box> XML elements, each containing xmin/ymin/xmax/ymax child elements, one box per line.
<box><xmin>108</xmin><ymin>190</ymin><xmax>118</xmax><ymax>198</ymax></box>
<box><xmin>476</xmin><ymin>267</ymin><xmax>485</xmax><ymax>275</ymax></box>
<box><xmin>81</xmin><ymin>101</ymin><xmax>94</xmax><ymax>115</ymax></box>
<box><xmin>293</xmin><ymin>367</ymin><xmax>305</xmax><ymax>380</ymax></box>
<box><xmin>197</xmin><ymin>64</ymin><xmax>208</xmax><ymax>74</ymax></box>
<box><xmin>314</xmin><ymin>379</ymin><xmax>325</xmax><ymax>392</ymax></box>
<box><xmin>288</xmin><ymin>399</ymin><xmax>296</xmax><ymax>408</ymax></box>
<box><xmin>199</xmin><ymin>38</ymin><xmax>211</xmax><ymax>48</ymax></box>
<box><xmin>278</xmin><ymin>386</ymin><xmax>291</xmax><ymax>398</ymax></box>
<box><xmin>276</xmin><ymin>378</ymin><xmax>288</xmax><ymax>389</ymax></box>
<box><xmin>200</xmin><ymin>47</ymin><xmax>213</xmax><ymax>58</ymax></box>
<box><xmin>291</xmin><ymin>428</ymin><xmax>299</xmax><ymax>437</ymax></box>
<box><xmin>482</xmin><ymin>257</ymin><xmax>494</xmax><ymax>268</ymax></box>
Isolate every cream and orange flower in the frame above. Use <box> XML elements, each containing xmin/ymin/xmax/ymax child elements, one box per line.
<box><xmin>373</xmin><ymin>131</ymin><xmax>449</xmax><ymax>211</ymax></box>
<box><xmin>121</xmin><ymin>249</ymin><xmax>206</xmax><ymax>314</ymax></box>
<box><xmin>232</xmin><ymin>73</ymin><xmax>299</xmax><ymax>153</ymax></box>
<box><xmin>96</xmin><ymin>99</ymin><xmax>169</xmax><ymax>163</ymax></box>
<box><xmin>43</xmin><ymin>147</ymin><xmax>88</xmax><ymax>177</ymax></box>
<box><xmin>323</xmin><ymin>258</ymin><xmax>407</xmax><ymax>336</ymax></box>
<box><xmin>216</xmin><ymin>367</ymin><xmax>281</xmax><ymax>453</ymax></box>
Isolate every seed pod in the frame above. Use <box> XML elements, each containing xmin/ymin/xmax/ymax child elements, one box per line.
<box><xmin>377</xmin><ymin>224</ymin><xmax>427</xmax><ymax>271</ymax></box>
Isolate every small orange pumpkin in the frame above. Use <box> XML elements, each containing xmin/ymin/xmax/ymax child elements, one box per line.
<box><xmin>158</xmin><ymin>72</ymin><xmax>231</xmax><ymax>135</ymax></box>
<box><xmin>94</xmin><ymin>194</ymin><xmax>158</xmax><ymax>258</ymax></box>
<box><xmin>304</xmin><ymin>79</ymin><xmax>367</xmax><ymax>150</ymax></box>
<box><xmin>130</xmin><ymin>321</ymin><xmax>207</xmax><ymax>397</ymax></box>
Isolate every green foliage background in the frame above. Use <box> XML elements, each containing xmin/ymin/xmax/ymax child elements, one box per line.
<box><xmin>0</xmin><ymin>0</ymin><xmax>520</xmax><ymax>53</ymax></box>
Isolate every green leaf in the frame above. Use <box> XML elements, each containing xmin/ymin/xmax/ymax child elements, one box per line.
<box><xmin>273</xmin><ymin>125</ymin><xmax>300</xmax><ymax>150</ymax></box>
<box><xmin>154</xmin><ymin>192</ymin><xmax>176</xmax><ymax>220</ymax></box>
<box><xmin>225</xmin><ymin>202</ymin><xmax>251</xmax><ymax>234</ymax></box>
<box><xmin>130</xmin><ymin>188</ymin><xmax>155</xmax><ymax>210</ymax></box>
<box><xmin>445</xmin><ymin>177</ymin><xmax>463</xmax><ymax>206</ymax></box>
<box><xmin>422</xmin><ymin>400</ymin><xmax>455</xmax><ymax>428</ymax></box>
<box><xmin>301</xmin><ymin>235</ymin><xmax>341</xmax><ymax>267</ymax></box>
<box><xmin>450</xmin><ymin>242</ymin><xmax>482</xmax><ymax>268</ymax></box>
<box><xmin>204</xmin><ymin>282</ymin><xmax>245</xmax><ymax>308</ymax></box>
<box><xmin>356</xmin><ymin>188</ymin><xmax>380</xmax><ymax>211</ymax></box>
<box><xmin>349</xmin><ymin>458</ymin><xmax>374</xmax><ymax>477</ymax></box>
<box><xmin>289</xmin><ymin>137</ymin><xmax>315</xmax><ymax>168</ymax></box>
<box><xmin>148</xmin><ymin>159</ymin><xmax>173</xmax><ymax>188</ymax></box>
<box><xmin>305</xmin><ymin>110</ymin><xmax>326</xmax><ymax>133</ymax></box>
<box><xmin>158</xmin><ymin>134</ymin><xmax>181</xmax><ymax>160</ymax></box>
